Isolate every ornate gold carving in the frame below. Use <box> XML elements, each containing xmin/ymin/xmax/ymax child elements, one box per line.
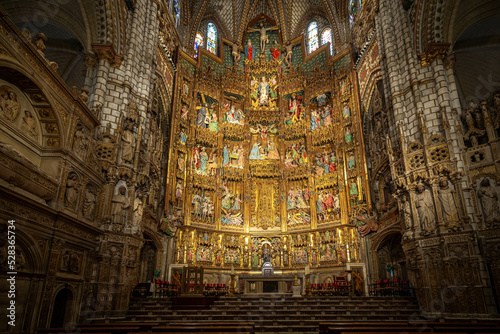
<box><xmin>91</xmin><ymin>43</ymin><xmax>124</xmax><ymax>68</ymax></box>
<box><xmin>419</xmin><ymin>43</ymin><xmax>450</xmax><ymax>67</ymax></box>
<box><xmin>249</xmin><ymin>160</ymin><xmax>280</xmax><ymax>178</ymax></box>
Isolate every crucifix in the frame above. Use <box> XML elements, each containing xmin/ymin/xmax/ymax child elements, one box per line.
<box><xmin>247</xmin><ymin>22</ymin><xmax>279</xmax><ymax>54</ymax></box>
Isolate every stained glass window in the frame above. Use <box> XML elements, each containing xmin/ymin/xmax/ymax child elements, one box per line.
<box><xmin>321</xmin><ymin>28</ymin><xmax>333</xmax><ymax>55</ymax></box>
<box><xmin>207</xmin><ymin>23</ymin><xmax>217</xmax><ymax>55</ymax></box>
<box><xmin>308</xmin><ymin>21</ymin><xmax>319</xmax><ymax>54</ymax></box>
<box><xmin>173</xmin><ymin>0</ymin><xmax>180</xmax><ymax>27</ymax></box>
<box><xmin>194</xmin><ymin>33</ymin><xmax>203</xmax><ymax>59</ymax></box>
<box><xmin>349</xmin><ymin>0</ymin><xmax>357</xmax><ymax>26</ymax></box>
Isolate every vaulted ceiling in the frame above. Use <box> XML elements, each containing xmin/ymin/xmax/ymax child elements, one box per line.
<box><xmin>180</xmin><ymin>0</ymin><xmax>351</xmax><ymax>48</ymax></box>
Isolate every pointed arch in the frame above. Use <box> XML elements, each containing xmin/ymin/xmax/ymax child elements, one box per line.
<box><xmin>194</xmin><ymin>32</ymin><xmax>204</xmax><ymax>58</ymax></box>
<box><xmin>321</xmin><ymin>28</ymin><xmax>333</xmax><ymax>54</ymax></box>
<box><xmin>308</xmin><ymin>21</ymin><xmax>319</xmax><ymax>53</ymax></box>
<box><xmin>207</xmin><ymin>22</ymin><xmax>218</xmax><ymax>54</ymax></box>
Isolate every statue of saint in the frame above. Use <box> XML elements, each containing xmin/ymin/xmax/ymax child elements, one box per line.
<box><xmin>345</xmin><ymin>127</ymin><xmax>353</xmax><ymax>143</ymax></box>
<box><xmin>348</xmin><ymin>152</ymin><xmax>356</xmax><ymax>169</ymax></box>
<box><xmin>415</xmin><ymin>184</ymin><xmax>436</xmax><ymax>230</ymax></box>
<box><xmin>73</xmin><ymin>125</ymin><xmax>88</xmax><ymax>159</ymax></box>
<box><xmin>82</xmin><ymin>185</ymin><xmax>96</xmax><ymax>220</ymax></box>
<box><xmin>342</xmin><ymin>102</ymin><xmax>351</xmax><ymax>118</ymax></box>
<box><xmin>133</xmin><ymin>192</ymin><xmax>144</xmax><ymax>227</ymax></box>
<box><xmin>400</xmin><ymin>195</ymin><xmax>412</xmax><ymax>230</ymax></box>
<box><xmin>477</xmin><ymin>178</ymin><xmax>500</xmax><ymax>223</ymax></box>
<box><xmin>121</xmin><ymin>122</ymin><xmax>135</xmax><ymax>164</ymax></box>
<box><xmin>245</xmin><ymin>39</ymin><xmax>254</xmax><ymax>61</ymax></box>
<box><xmin>111</xmin><ymin>186</ymin><xmax>130</xmax><ymax>225</ymax></box>
<box><xmin>65</xmin><ymin>174</ymin><xmax>79</xmax><ymax>209</ymax></box>
<box><xmin>21</xmin><ymin>110</ymin><xmax>38</xmax><ymax>139</ymax></box>
<box><xmin>438</xmin><ymin>180</ymin><xmax>459</xmax><ymax>223</ymax></box>
<box><xmin>175</xmin><ymin>180</ymin><xmax>183</xmax><ymax>198</ymax></box>
<box><xmin>270</xmin><ymin>40</ymin><xmax>281</xmax><ymax>60</ymax></box>
<box><xmin>196</xmin><ymin>103</ymin><xmax>208</xmax><ymax>128</ymax></box>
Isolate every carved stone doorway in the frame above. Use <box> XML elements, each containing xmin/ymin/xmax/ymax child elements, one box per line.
<box><xmin>50</xmin><ymin>288</ymin><xmax>73</xmax><ymax>328</ymax></box>
<box><xmin>139</xmin><ymin>242</ymin><xmax>157</xmax><ymax>282</ymax></box>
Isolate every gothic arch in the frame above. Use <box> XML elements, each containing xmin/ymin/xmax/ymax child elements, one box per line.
<box><xmin>0</xmin><ymin>61</ymin><xmax>65</xmax><ymax>153</ymax></box>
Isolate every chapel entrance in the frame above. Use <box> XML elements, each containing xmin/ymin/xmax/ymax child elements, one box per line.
<box><xmin>50</xmin><ymin>288</ymin><xmax>73</xmax><ymax>328</ymax></box>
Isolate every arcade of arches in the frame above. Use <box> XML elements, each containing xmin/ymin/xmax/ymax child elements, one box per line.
<box><xmin>0</xmin><ymin>0</ymin><xmax>499</xmax><ymax>332</ymax></box>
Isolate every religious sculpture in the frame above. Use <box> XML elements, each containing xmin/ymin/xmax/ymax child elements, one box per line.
<box><xmin>196</xmin><ymin>102</ymin><xmax>208</xmax><ymax>128</ymax></box>
<box><xmin>247</xmin><ymin>22</ymin><xmax>279</xmax><ymax>54</ymax></box>
<box><xmin>0</xmin><ymin>89</ymin><xmax>21</xmax><ymax>121</ymax></box>
<box><xmin>175</xmin><ymin>180</ymin><xmax>183</xmax><ymax>198</ymax></box>
<box><xmin>284</xmin><ymin>143</ymin><xmax>307</xmax><ymax>168</ymax></box>
<box><xmin>342</xmin><ymin>102</ymin><xmax>351</xmax><ymax>118</ymax></box>
<box><xmin>21</xmin><ymin>110</ymin><xmax>38</xmax><ymax>139</ymax></box>
<box><xmin>415</xmin><ymin>184</ymin><xmax>436</xmax><ymax>231</ymax></box>
<box><xmin>463</xmin><ymin>107</ymin><xmax>484</xmax><ymax>146</ymax></box>
<box><xmin>121</xmin><ymin>122</ymin><xmax>136</xmax><ymax>164</ymax></box>
<box><xmin>437</xmin><ymin>180</ymin><xmax>459</xmax><ymax>223</ymax></box>
<box><xmin>179</xmin><ymin>128</ymin><xmax>187</xmax><ymax>145</ymax></box>
<box><xmin>356</xmin><ymin>212</ymin><xmax>379</xmax><ymax>237</ymax></box>
<box><xmin>400</xmin><ymin>195</ymin><xmax>412</xmax><ymax>230</ymax></box>
<box><xmin>477</xmin><ymin>178</ymin><xmax>500</xmax><ymax>224</ymax></box>
<box><xmin>65</xmin><ymin>173</ymin><xmax>79</xmax><ymax>209</ymax></box>
<box><xmin>257</xmin><ymin>76</ymin><xmax>270</xmax><ymax>106</ymax></box>
<box><xmin>73</xmin><ymin>125</ymin><xmax>88</xmax><ymax>160</ymax></box>
<box><xmin>345</xmin><ymin>127</ymin><xmax>353</xmax><ymax>143</ymax></box>
<box><xmin>133</xmin><ymin>192</ymin><xmax>144</xmax><ymax>228</ymax></box>
<box><xmin>347</xmin><ymin>152</ymin><xmax>356</xmax><ymax>169</ymax></box>
<box><xmin>223</xmin><ymin>103</ymin><xmax>245</xmax><ymax>125</ymax></box>
<box><xmin>314</xmin><ymin>151</ymin><xmax>336</xmax><ymax>176</ymax></box>
<box><xmin>180</xmin><ymin>105</ymin><xmax>189</xmax><ymax>120</ymax></box>
<box><xmin>283</xmin><ymin>42</ymin><xmax>293</xmax><ymax>67</ymax></box>
<box><xmin>245</xmin><ymin>39</ymin><xmax>254</xmax><ymax>61</ymax></box>
<box><xmin>270</xmin><ymin>40</ymin><xmax>281</xmax><ymax>60</ymax></box>
<box><xmin>231</xmin><ymin>42</ymin><xmax>241</xmax><ymax>65</ymax></box>
<box><xmin>82</xmin><ymin>184</ymin><xmax>97</xmax><ymax>220</ymax></box>
<box><xmin>111</xmin><ymin>186</ymin><xmax>130</xmax><ymax>225</ymax></box>
<box><xmin>285</xmin><ymin>94</ymin><xmax>303</xmax><ymax>125</ymax></box>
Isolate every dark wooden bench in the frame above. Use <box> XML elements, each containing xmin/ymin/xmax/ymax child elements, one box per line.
<box><xmin>136</xmin><ymin>332</ymin><xmax>250</xmax><ymax>334</ymax></box>
<box><xmin>432</xmin><ymin>326</ymin><xmax>500</xmax><ymax>333</ymax></box>
<box><xmin>79</xmin><ymin>322</ymin><xmax>160</xmax><ymax>331</ymax></box>
<box><xmin>168</xmin><ymin>322</ymin><xmax>255</xmax><ymax>328</ymax></box>
<box><xmin>342</xmin><ymin>332</ymin><xmax>467</xmax><ymax>334</ymax></box>
<box><xmin>153</xmin><ymin>325</ymin><xmax>254</xmax><ymax>333</ymax></box>
<box><xmin>328</xmin><ymin>326</ymin><xmax>433</xmax><ymax>334</ymax></box>
<box><xmin>46</xmin><ymin>326</ymin><xmax>138</xmax><ymax>334</ymax></box>
<box><xmin>37</xmin><ymin>330</ymin><xmax>110</xmax><ymax>334</ymax></box>
<box><xmin>319</xmin><ymin>322</ymin><xmax>407</xmax><ymax>334</ymax></box>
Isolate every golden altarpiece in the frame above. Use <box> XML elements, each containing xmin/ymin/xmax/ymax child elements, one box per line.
<box><xmin>163</xmin><ymin>21</ymin><xmax>371</xmax><ymax>278</ymax></box>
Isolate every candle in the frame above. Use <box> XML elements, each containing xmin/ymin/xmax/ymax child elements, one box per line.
<box><xmin>305</xmin><ymin>265</ymin><xmax>310</xmax><ymax>275</ymax></box>
<box><xmin>231</xmin><ymin>264</ymin><xmax>234</xmax><ymax>275</ymax></box>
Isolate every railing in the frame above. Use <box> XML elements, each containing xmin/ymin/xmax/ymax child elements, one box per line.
<box><xmin>368</xmin><ymin>278</ymin><xmax>412</xmax><ymax>296</ymax></box>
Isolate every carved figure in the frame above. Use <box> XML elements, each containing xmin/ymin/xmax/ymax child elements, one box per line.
<box><xmin>65</xmin><ymin>174</ymin><xmax>79</xmax><ymax>209</ymax></box>
<box><xmin>121</xmin><ymin>122</ymin><xmax>136</xmax><ymax>163</ymax></box>
<box><xmin>415</xmin><ymin>184</ymin><xmax>436</xmax><ymax>230</ymax></box>
<box><xmin>82</xmin><ymin>185</ymin><xmax>97</xmax><ymax>220</ymax></box>
<box><xmin>478</xmin><ymin>178</ymin><xmax>500</xmax><ymax>223</ymax></box>
<box><xmin>112</xmin><ymin>186</ymin><xmax>130</xmax><ymax>225</ymax></box>
<box><xmin>438</xmin><ymin>180</ymin><xmax>459</xmax><ymax>223</ymax></box>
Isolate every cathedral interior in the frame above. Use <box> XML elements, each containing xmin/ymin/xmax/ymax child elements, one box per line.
<box><xmin>0</xmin><ymin>0</ymin><xmax>500</xmax><ymax>333</ymax></box>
